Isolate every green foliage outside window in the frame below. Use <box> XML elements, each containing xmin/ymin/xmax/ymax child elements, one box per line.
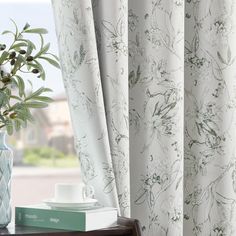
<box><xmin>23</xmin><ymin>147</ymin><xmax>78</xmax><ymax>168</ymax></box>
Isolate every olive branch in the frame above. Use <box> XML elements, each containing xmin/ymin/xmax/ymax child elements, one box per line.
<box><xmin>0</xmin><ymin>20</ymin><xmax>60</xmax><ymax>135</ymax></box>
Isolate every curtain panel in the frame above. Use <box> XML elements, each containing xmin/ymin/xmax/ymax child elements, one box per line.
<box><xmin>52</xmin><ymin>0</ymin><xmax>236</xmax><ymax>235</ymax></box>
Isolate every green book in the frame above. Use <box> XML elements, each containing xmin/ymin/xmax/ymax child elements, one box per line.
<box><xmin>15</xmin><ymin>205</ymin><xmax>117</xmax><ymax>231</ymax></box>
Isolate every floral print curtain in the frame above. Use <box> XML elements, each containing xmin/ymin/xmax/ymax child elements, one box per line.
<box><xmin>52</xmin><ymin>0</ymin><xmax>236</xmax><ymax>235</ymax></box>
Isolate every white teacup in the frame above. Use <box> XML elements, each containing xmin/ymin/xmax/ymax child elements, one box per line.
<box><xmin>54</xmin><ymin>183</ymin><xmax>95</xmax><ymax>203</ymax></box>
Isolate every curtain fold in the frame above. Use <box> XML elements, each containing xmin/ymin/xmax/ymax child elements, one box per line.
<box><xmin>52</xmin><ymin>0</ymin><xmax>236</xmax><ymax>235</ymax></box>
<box><xmin>128</xmin><ymin>1</ymin><xmax>184</xmax><ymax>235</ymax></box>
<box><xmin>51</xmin><ymin>0</ymin><xmax>120</xmax><ymax>212</ymax></box>
<box><xmin>184</xmin><ymin>1</ymin><xmax>236</xmax><ymax>235</ymax></box>
<box><xmin>92</xmin><ymin>0</ymin><xmax>130</xmax><ymax>217</ymax></box>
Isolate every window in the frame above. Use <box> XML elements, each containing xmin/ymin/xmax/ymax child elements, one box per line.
<box><xmin>26</xmin><ymin>128</ymin><xmax>36</xmax><ymax>144</ymax></box>
<box><xmin>0</xmin><ymin>0</ymin><xmax>80</xmax><ymax>216</ymax></box>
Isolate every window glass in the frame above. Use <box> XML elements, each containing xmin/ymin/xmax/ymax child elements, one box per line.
<box><xmin>0</xmin><ymin>0</ymin><xmax>80</xmax><ymax>216</ymax></box>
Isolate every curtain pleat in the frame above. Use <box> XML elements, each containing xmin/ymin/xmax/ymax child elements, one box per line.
<box><xmin>92</xmin><ymin>0</ymin><xmax>130</xmax><ymax>217</ymax></box>
<box><xmin>52</xmin><ymin>0</ymin><xmax>236</xmax><ymax>235</ymax></box>
<box><xmin>51</xmin><ymin>0</ymin><xmax>120</xmax><ymax>212</ymax></box>
<box><xmin>128</xmin><ymin>1</ymin><xmax>184</xmax><ymax>235</ymax></box>
<box><xmin>184</xmin><ymin>0</ymin><xmax>236</xmax><ymax>235</ymax></box>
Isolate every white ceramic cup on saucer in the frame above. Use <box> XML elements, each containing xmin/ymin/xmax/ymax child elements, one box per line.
<box><xmin>54</xmin><ymin>183</ymin><xmax>95</xmax><ymax>203</ymax></box>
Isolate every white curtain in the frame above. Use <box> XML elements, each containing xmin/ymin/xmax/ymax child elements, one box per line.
<box><xmin>52</xmin><ymin>0</ymin><xmax>236</xmax><ymax>235</ymax></box>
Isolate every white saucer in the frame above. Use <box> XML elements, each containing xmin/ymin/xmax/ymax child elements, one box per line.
<box><xmin>43</xmin><ymin>198</ymin><xmax>98</xmax><ymax>210</ymax></box>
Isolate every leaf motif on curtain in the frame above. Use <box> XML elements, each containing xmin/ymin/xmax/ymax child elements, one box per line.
<box><xmin>52</xmin><ymin>0</ymin><xmax>236</xmax><ymax>235</ymax></box>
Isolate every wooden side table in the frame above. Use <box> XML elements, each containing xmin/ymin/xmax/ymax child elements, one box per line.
<box><xmin>0</xmin><ymin>217</ymin><xmax>142</xmax><ymax>236</ymax></box>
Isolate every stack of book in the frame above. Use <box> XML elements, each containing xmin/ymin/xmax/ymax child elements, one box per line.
<box><xmin>15</xmin><ymin>205</ymin><xmax>118</xmax><ymax>231</ymax></box>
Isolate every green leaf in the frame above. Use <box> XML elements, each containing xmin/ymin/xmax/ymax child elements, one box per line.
<box><xmin>11</xmin><ymin>42</ymin><xmax>28</xmax><ymax>49</ymax></box>
<box><xmin>26</xmin><ymin>87</ymin><xmax>49</xmax><ymax>100</ymax></box>
<box><xmin>46</xmin><ymin>53</ymin><xmax>59</xmax><ymax>61</ymax></box>
<box><xmin>6</xmin><ymin>119</ymin><xmax>13</xmax><ymax>135</ymax></box>
<box><xmin>23</xmin><ymin>23</ymin><xmax>30</xmax><ymax>31</ymax></box>
<box><xmin>24</xmin><ymin>109</ymin><xmax>34</xmax><ymax>122</ymax></box>
<box><xmin>10</xmin><ymin>19</ymin><xmax>19</xmax><ymax>37</ymax></box>
<box><xmin>12</xmin><ymin>54</ymin><xmax>25</xmax><ymax>74</ymax></box>
<box><xmin>18</xmin><ymin>39</ymin><xmax>36</xmax><ymax>50</ymax></box>
<box><xmin>14</xmin><ymin>119</ymin><xmax>21</xmax><ymax>132</ymax></box>
<box><xmin>42</xmin><ymin>88</ymin><xmax>53</xmax><ymax>93</ymax></box>
<box><xmin>14</xmin><ymin>75</ymin><xmax>25</xmax><ymax>97</ymax></box>
<box><xmin>0</xmin><ymin>91</ymin><xmax>8</xmax><ymax>107</ymax></box>
<box><xmin>4</xmin><ymin>87</ymin><xmax>11</xmax><ymax>97</ymax></box>
<box><xmin>15</xmin><ymin>106</ymin><xmax>34</xmax><ymax>122</ymax></box>
<box><xmin>25</xmin><ymin>101</ymin><xmax>48</xmax><ymax>108</ymax></box>
<box><xmin>10</xmin><ymin>95</ymin><xmax>22</xmax><ymax>101</ymax></box>
<box><xmin>39</xmin><ymin>34</ymin><xmax>44</xmax><ymax>51</ymax></box>
<box><xmin>0</xmin><ymin>51</ymin><xmax>9</xmax><ymax>64</ymax></box>
<box><xmin>10</xmin><ymin>77</ymin><xmax>18</xmax><ymax>87</ymax></box>
<box><xmin>41</xmin><ymin>43</ymin><xmax>51</xmax><ymax>54</ymax></box>
<box><xmin>34</xmin><ymin>43</ymin><xmax>50</xmax><ymax>58</ymax></box>
<box><xmin>34</xmin><ymin>96</ymin><xmax>54</xmax><ymax>103</ymax></box>
<box><xmin>0</xmin><ymin>114</ymin><xmax>5</xmax><ymax>122</ymax></box>
<box><xmin>27</xmin><ymin>62</ymin><xmax>40</xmax><ymax>71</ymax></box>
<box><xmin>2</xmin><ymin>30</ymin><xmax>14</xmax><ymax>35</ymax></box>
<box><xmin>39</xmin><ymin>56</ymin><xmax>60</xmax><ymax>68</ymax></box>
<box><xmin>34</xmin><ymin>60</ymin><xmax>45</xmax><ymax>80</ymax></box>
<box><xmin>8</xmin><ymin>102</ymin><xmax>21</xmax><ymax>112</ymax></box>
<box><xmin>26</xmin><ymin>40</ymin><xmax>35</xmax><ymax>56</ymax></box>
<box><xmin>24</xmin><ymin>28</ymin><xmax>48</xmax><ymax>34</ymax></box>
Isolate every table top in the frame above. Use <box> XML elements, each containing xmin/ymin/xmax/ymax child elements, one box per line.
<box><xmin>0</xmin><ymin>223</ymin><xmax>133</xmax><ymax>236</ymax></box>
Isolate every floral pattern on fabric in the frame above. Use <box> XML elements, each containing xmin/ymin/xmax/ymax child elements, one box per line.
<box><xmin>52</xmin><ymin>0</ymin><xmax>236</xmax><ymax>235</ymax></box>
<box><xmin>129</xmin><ymin>1</ymin><xmax>184</xmax><ymax>235</ymax></box>
<box><xmin>184</xmin><ymin>0</ymin><xmax>236</xmax><ymax>235</ymax></box>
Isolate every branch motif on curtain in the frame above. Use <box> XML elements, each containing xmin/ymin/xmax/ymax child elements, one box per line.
<box><xmin>52</xmin><ymin>0</ymin><xmax>236</xmax><ymax>235</ymax></box>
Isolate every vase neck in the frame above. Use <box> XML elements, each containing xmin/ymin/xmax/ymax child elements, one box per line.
<box><xmin>0</xmin><ymin>131</ymin><xmax>8</xmax><ymax>150</ymax></box>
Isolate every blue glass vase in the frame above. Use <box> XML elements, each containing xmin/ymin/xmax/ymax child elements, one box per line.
<box><xmin>0</xmin><ymin>131</ymin><xmax>13</xmax><ymax>228</ymax></box>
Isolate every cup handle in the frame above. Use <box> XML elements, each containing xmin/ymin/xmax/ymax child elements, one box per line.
<box><xmin>82</xmin><ymin>185</ymin><xmax>95</xmax><ymax>200</ymax></box>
